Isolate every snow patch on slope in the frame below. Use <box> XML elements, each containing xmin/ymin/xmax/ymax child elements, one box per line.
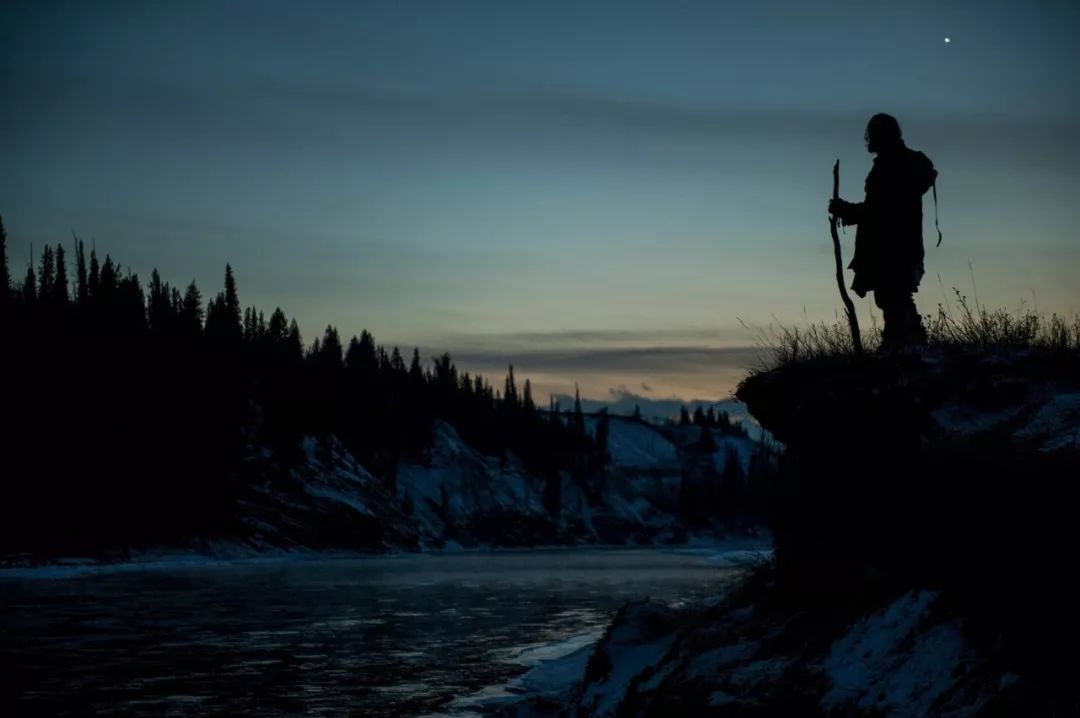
<box><xmin>438</xmin><ymin>633</ymin><xmax>602</xmax><ymax>716</ymax></box>
<box><xmin>396</xmin><ymin>422</ymin><xmax>548</xmax><ymax>546</ymax></box>
<box><xmin>592</xmin><ymin>419</ymin><xmax>680</xmax><ymax>471</ymax></box>
<box><xmin>1014</xmin><ymin>391</ymin><xmax>1080</xmax><ymax>451</ymax></box>
<box><xmin>822</xmin><ymin>590</ymin><xmax>972</xmax><ymax>717</ymax></box>
<box><xmin>574</xmin><ymin>602</ymin><xmax>677</xmax><ymax>718</ymax></box>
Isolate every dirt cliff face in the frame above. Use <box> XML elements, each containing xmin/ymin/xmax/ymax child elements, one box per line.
<box><xmin>747</xmin><ymin>348</ymin><xmax>1076</xmax><ymax>444</ymax></box>
<box><xmin>735</xmin><ymin>347</ymin><xmax>1080</xmax><ymax>591</ymax></box>
<box><xmin>736</xmin><ymin>348</ymin><xmax>1080</xmax><ymax>450</ymax></box>
<box><xmin>735</xmin><ymin>347</ymin><xmax>1080</xmax><ymax>712</ymax></box>
<box><xmin>547</xmin><ymin>348</ymin><xmax>1080</xmax><ymax>718</ymax></box>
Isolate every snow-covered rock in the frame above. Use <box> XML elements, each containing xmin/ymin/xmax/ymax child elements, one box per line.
<box><xmin>570</xmin><ymin>601</ymin><xmax>680</xmax><ymax>718</ymax></box>
<box><xmin>821</xmin><ymin>591</ymin><xmax>975</xmax><ymax>717</ymax></box>
<box><xmin>587</xmin><ymin>418</ymin><xmax>680</xmax><ymax>472</ymax></box>
<box><xmin>397</xmin><ymin>422</ymin><xmax>554</xmax><ymax>548</ymax></box>
<box><xmin>237</xmin><ymin>433</ymin><xmax>419</xmax><ymax>551</ymax></box>
<box><xmin>396</xmin><ymin>420</ymin><xmax>713</xmax><ymax>548</ymax></box>
<box><xmin>544</xmin><ymin>586</ymin><xmax>999</xmax><ymax>718</ymax></box>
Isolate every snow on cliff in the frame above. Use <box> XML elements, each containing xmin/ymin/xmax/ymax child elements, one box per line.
<box><xmin>238</xmin><ymin>434</ymin><xmax>419</xmax><ymax>551</ymax></box>
<box><xmin>396</xmin><ymin>422</ymin><xmax>551</xmax><ymax>548</ymax></box>
<box><xmin>587</xmin><ymin>416</ymin><xmax>757</xmax><ymax>475</ymax></box>
<box><xmin>551</xmin><ymin>589</ymin><xmax>992</xmax><ymax>718</ymax></box>
<box><xmin>226</xmin><ymin>407</ymin><xmax>769</xmax><ymax>556</ymax></box>
<box><xmin>586</xmin><ymin>417</ymin><xmax>680</xmax><ymax>472</ymax></box>
<box><xmin>821</xmin><ymin>591</ymin><xmax>976</xmax><ymax>717</ymax></box>
<box><xmin>396</xmin><ymin>421</ymin><xmax>697</xmax><ymax>548</ymax></box>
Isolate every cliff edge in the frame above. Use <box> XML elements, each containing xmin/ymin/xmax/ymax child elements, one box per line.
<box><xmin>521</xmin><ymin>346</ymin><xmax>1080</xmax><ymax>717</ymax></box>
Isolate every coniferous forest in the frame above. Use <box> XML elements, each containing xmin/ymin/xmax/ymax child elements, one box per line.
<box><xmin>0</xmin><ymin>218</ymin><xmax>603</xmax><ymax>555</ymax></box>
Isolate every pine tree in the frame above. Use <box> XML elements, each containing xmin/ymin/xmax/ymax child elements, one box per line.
<box><xmin>170</xmin><ymin>287</ymin><xmax>183</xmax><ymax>325</ymax></box>
<box><xmin>116</xmin><ymin>271</ymin><xmax>147</xmax><ymax>332</ymax></box>
<box><xmin>345</xmin><ymin>336</ymin><xmax>360</xmax><ymax>369</ymax></box>
<box><xmin>98</xmin><ymin>255</ymin><xmax>118</xmax><ymax>302</ymax></box>
<box><xmin>221</xmin><ymin>264</ymin><xmax>242</xmax><ymax>342</ymax></box>
<box><xmin>52</xmin><ymin>244</ymin><xmax>69</xmax><ymax>304</ymax></box>
<box><xmin>522</xmin><ymin>379</ymin><xmax>536</xmax><ymax>415</ymax></box>
<box><xmin>285</xmin><ymin>319</ymin><xmax>304</xmax><ymax>363</ymax></box>
<box><xmin>318</xmin><ymin>325</ymin><xmax>343</xmax><ymax>369</ymax></box>
<box><xmin>633</xmin><ymin>404</ymin><xmax>642</xmax><ymax>422</ymax></box>
<box><xmin>345</xmin><ymin>330</ymin><xmax>378</xmax><ymax>372</ymax></box>
<box><xmin>679</xmin><ymin>406</ymin><xmax>691</xmax><ymax>426</ymax></box>
<box><xmin>88</xmin><ymin>248</ymin><xmax>100</xmax><ymax>298</ymax></box>
<box><xmin>432</xmin><ymin>353</ymin><xmax>456</xmax><ymax>389</ymax></box>
<box><xmin>408</xmin><ymin>348</ymin><xmax>424</xmax><ymax>385</ymax></box>
<box><xmin>180</xmin><ymin>281</ymin><xmax>204</xmax><ymax>335</ymax></box>
<box><xmin>267</xmin><ymin>308</ymin><xmax>288</xmax><ymax>344</ymax></box>
<box><xmin>705</xmin><ymin>406</ymin><xmax>717</xmax><ymax>426</ymax></box>
<box><xmin>38</xmin><ymin>245</ymin><xmax>55</xmax><ymax>302</ymax></box>
<box><xmin>74</xmin><ymin>237</ymin><xmax>88</xmax><ymax>306</ymax></box>
<box><xmin>570</xmin><ymin>384</ymin><xmax>585</xmax><ymax>435</ymax></box>
<box><xmin>147</xmin><ymin>269</ymin><xmax>168</xmax><ymax>333</ymax></box>
<box><xmin>692</xmin><ymin>406</ymin><xmax>705</xmax><ymax>426</ymax></box>
<box><xmin>21</xmin><ymin>262</ymin><xmax>36</xmax><ymax>307</ymax></box>
<box><xmin>390</xmin><ymin>347</ymin><xmax>406</xmax><ymax>374</ymax></box>
<box><xmin>504</xmin><ymin>365</ymin><xmax>519</xmax><ymax>412</ymax></box>
<box><xmin>223</xmin><ymin>264</ymin><xmax>241</xmax><ymax>324</ymax></box>
<box><xmin>243</xmin><ymin>307</ymin><xmax>255</xmax><ymax>343</ymax></box>
<box><xmin>0</xmin><ymin>216</ymin><xmax>10</xmax><ymax>302</ymax></box>
<box><xmin>203</xmin><ymin>294</ymin><xmax>225</xmax><ymax>339</ymax></box>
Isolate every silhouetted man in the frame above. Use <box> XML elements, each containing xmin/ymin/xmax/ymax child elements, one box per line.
<box><xmin>829</xmin><ymin>114</ymin><xmax>937</xmax><ymax>351</ymax></box>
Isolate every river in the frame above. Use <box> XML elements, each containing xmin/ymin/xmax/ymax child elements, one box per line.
<box><xmin>1</xmin><ymin>545</ymin><xmax>765</xmax><ymax>716</ymax></box>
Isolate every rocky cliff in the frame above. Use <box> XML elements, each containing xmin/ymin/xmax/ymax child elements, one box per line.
<box><xmin>231</xmin><ymin>414</ymin><xmax>768</xmax><ymax>555</ymax></box>
<box><xmin>527</xmin><ymin>346</ymin><xmax>1080</xmax><ymax>717</ymax></box>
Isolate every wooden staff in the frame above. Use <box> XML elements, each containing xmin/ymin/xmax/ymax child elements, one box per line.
<box><xmin>830</xmin><ymin>159</ymin><xmax>863</xmax><ymax>355</ymax></box>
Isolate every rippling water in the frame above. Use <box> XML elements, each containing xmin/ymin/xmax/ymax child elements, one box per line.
<box><xmin>1</xmin><ymin>547</ymin><xmax>755</xmax><ymax>716</ymax></box>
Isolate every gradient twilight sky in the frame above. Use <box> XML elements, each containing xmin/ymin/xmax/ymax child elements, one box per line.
<box><xmin>2</xmin><ymin>1</ymin><xmax>1078</xmax><ymax>403</ymax></box>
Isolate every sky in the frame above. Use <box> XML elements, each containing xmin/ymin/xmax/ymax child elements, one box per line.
<box><xmin>2</xmin><ymin>0</ymin><xmax>1078</xmax><ymax>404</ymax></box>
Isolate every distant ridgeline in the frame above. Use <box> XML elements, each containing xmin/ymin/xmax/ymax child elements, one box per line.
<box><xmin>0</xmin><ymin>219</ymin><xmax>772</xmax><ymax>556</ymax></box>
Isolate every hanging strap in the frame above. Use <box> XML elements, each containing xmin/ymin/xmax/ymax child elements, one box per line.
<box><xmin>932</xmin><ymin>175</ymin><xmax>942</xmax><ymax>247</ymax></box>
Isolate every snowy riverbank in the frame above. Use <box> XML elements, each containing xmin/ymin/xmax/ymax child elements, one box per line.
<box><xmin>0</xmin><ymin>539</ymin><xmax>772</xmax><ymax>581</ymax></box>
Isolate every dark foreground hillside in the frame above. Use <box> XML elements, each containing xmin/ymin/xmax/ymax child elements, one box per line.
<box><xmin>503</xmin><ymin>346</ymin><xmax>1080</xmax><ymax>717</ymax></box>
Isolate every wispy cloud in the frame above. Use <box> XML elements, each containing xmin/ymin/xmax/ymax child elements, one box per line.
<box><xmin>423</xmin><ymin>327</ymin><xmax>753</xmax><ymax>352</ymax></box>
<box><xmin>437</xmin><ymin>341</ymin><xmax>761</xmax><ymax>404</ymax></box>
<box><xmin>13</xmin><ymin>61</ymin><xmax>1076</xmax><ymax>188</ymax></box>
<box><xmin>449</xmin><ymin>344</ymin><xmax>761</xmax><ymax>374</ymax></box>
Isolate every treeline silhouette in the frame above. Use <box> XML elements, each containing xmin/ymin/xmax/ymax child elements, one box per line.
<box><xmin>0</xmin><ymin>218</ymin><xmax>600</xmax><ymax>555</ymax></box>
<box><xmin>674</xmin><ymin>404</ymin><xmax>749</xmax><ymax>436</ymax></box>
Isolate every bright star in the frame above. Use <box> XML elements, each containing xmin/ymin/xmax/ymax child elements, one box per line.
<box><xmin>944</xmin><ymin>37</ymin><xmax>951</xmax><ymax>43</ymax></box>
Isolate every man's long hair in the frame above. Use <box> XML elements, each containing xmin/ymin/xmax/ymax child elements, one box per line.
<box><xmin>865</xmin><ymin>113</ymin><xmax>903</xmax><ymax>151</ymax></box>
